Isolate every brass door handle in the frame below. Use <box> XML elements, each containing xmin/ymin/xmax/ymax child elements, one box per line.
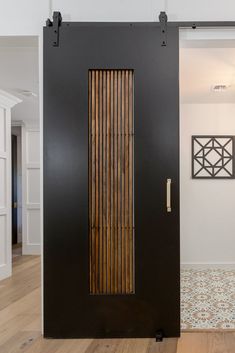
<box><xmin>166</xmin><ymin>178</ymin><xmax>172</xmax><ymax>212</ymax></box>
<box><xmin>13</xmin><ymin>202</ymin><xmax>17</xmax><ymax>209</ymax></box>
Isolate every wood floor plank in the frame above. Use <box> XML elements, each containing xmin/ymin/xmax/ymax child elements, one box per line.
<box><xmin>84</xmin><ymin>338</ymin><xmax>122</xmax><ymax>353</ymax></box>
<box><xmin>225</xmin><ymin>332</ymin><xmax>235</xmax><ymax>353</ymax></box>
<box><xmin>177</xmin><ymin>333</ymin><xmax>207</xmax><ymax>353</ymax></box>
<box><xmin>147</xmin><ymin>338</ymin><xmax>178</xmax><ymax>353</ymax></box>
<box><xmin>120</xmin><ymin>338</ymin><xmax>150</xmax><ymax>353</ymax></box>
<box><xmin>0</xmin><ymin>330</ymin><xmax>40</xmax><ymax>353</ymax></box>
<box><xmin>54</xmin><ymin>339</ymin><xmax>93</xmax><ymax>353</ymax></box>
<box><xmin>0</xmin><ymin>314</ymin><xmax>38</xmax><ymax>347</ymax></box>
<box><xmin>0</xmin><ymin>264</ymin><xmax>40</xmax><ymax>311</ymax></box>
<box><xmin>0</xmin><ymin>288</ymin><xmax>40</xmax><ymax>326</ymax></box>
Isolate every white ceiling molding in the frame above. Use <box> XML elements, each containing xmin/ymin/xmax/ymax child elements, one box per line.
<box><xmin>0</xmin><ymin>89</ymin><xmax>22</xmax><ymax>109</ymax></box>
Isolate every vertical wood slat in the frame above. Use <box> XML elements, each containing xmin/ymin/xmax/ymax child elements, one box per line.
<box><xmin>129</xmin><ymin>71</ymin><xmax>134</xmax><ymax>293</ymax></box>
<box><xmin>106</xmin><ymin>71</ymin><xmax>111</xmax><ymax>293</ymax></box>
<box><xmin>117</xmin><ymin>70</ymin><xmax>122</xmax><ymax>294</ymax></box>
<box><xmin>103</xmin><ymin>70</ymin><xmax>107</xmax><ymax>293</ymax></box>
<box><xmin>99</xmin><ymin>71</ymin><xmax>103</xmax><ymax>293</ymax></box>
<box><xmin>89</xmin><ymin>69</ymin><xmax>134</xmax><ymax>294</ymax></box>
<box><xmin>91</xmin><ymin>71</ymin><xmax>96</xmax><ymax>293</ymax></box>
<box><xmin>121</xmin><ymin>70</ymin><xmax>125</xmax><ymax>294</ymax></box>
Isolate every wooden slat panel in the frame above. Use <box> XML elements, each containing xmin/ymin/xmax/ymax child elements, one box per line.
<box><xmin>89</xmin><ymin>69</ymin><xmax>134</xmax><ymax>294</ymax></box>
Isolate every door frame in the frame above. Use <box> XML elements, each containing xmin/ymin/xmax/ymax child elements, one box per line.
<box><xmin>0</xmin><ymin>91</ymin><xmax>21</xmax><ymax>281</ymax></box>
<box><xmin>11</xmin><ymin>121</ymin><xmax>24</xmax><ymax>253</ymax></box>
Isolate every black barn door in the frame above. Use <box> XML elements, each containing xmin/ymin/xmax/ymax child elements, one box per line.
<box><xmin>44</xmin><ymin>21</ymin><xmax>180</xmax><ymax>338</ymax></box>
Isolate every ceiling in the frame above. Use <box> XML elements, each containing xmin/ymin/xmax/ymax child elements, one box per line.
<box><xmin>180</xmin><ymin>40</ymin><xmax>235</xmax><ymax>104</ymax></box>
<box><xmin>0</xmin><ymin>36</ymin><xmax>39</xmax><ymax>123</ymax></box>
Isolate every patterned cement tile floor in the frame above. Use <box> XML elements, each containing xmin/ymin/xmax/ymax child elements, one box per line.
<box><xmin>181</xmin><ymin>267</ymin><xmax>235</xmax><ymax>330</ymax></box>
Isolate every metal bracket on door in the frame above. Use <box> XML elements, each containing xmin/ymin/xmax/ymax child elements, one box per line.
<box><xmin>155</xmin><ymin>329</ymin><xmax>165</xmax><ymax>342</ymax></box>
<box><xmin>159</xmin><ymin>11</ymin><xmax>168</xmax><ymax>47</ymax></box>
<box><xmin>46</xmin><ymin>11</ymin><xmax>62</xmax><ymax>47</ymax></box>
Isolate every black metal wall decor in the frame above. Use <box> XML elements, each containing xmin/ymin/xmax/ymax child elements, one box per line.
<box><xmin>192</xmin><ymin>136</ymin><xmax>235</xmax><ymax>179</ymax></box>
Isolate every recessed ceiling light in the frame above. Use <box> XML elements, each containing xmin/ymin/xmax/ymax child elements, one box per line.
<box><xmin>212</xmin><ymin>84</ymin><xmax>229</xmax><ymax>92</ymax></box>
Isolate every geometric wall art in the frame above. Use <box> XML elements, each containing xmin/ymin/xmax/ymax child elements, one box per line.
<box><xmin>192</xmin><ymin>136</ymin><xmax>235</xmax><ymax>179</ymax></box>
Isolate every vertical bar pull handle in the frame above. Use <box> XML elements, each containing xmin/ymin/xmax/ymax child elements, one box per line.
<box><xmin>166</xmin><ymin>178</ymin><xmax>172</xmax><ymax>213</ymax></box>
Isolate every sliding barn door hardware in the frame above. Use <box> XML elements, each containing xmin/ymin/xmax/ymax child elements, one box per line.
<box><xmin>159</xmin><ymin>11</ymin><xmax>167</xmax><ymax>47</ymax></box>
<box><xmin>155</xmin><ymin>329</ymin><xmax>165</xmax><ymax>342</ymax></box>
<box><xmin>46</xmin><ymin>11</ymin><xmax>62</xmax><ymax>47</ymax></box>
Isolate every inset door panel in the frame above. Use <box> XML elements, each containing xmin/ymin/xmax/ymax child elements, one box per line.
<box><xmin>89</xmin><ymin>70</ymin><xmax>134</xmax><ymax>295</ymax></box>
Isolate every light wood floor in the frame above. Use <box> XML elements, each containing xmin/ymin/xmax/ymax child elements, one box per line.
<box><xmin>1</xmin><ymin>256</ymin><xmax>235</xmax><ymax>353</ymax></box>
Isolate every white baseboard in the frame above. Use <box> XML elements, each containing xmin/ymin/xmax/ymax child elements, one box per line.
<box><xmin>22</xmin><ymin>243</ymin><xmax>41</xmax><ymax>255</ymax></box>
<box><xmin>0</xmin><ymin>264</ymin><xmax>12</xmax><ymax>281</ymax></box>
<box><xmin>181</xmin><ymin>262</ymin><xmax>235</xmax><ymax>268</ymax></box>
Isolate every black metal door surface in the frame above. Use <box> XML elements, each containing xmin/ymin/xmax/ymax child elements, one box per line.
<box><xmin>44</xmin><ymin>20</ymin><xmax>179</xmax><ymax>338</ymax></box>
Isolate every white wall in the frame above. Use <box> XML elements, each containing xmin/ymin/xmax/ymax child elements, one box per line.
<box><xmin>2</xmin><ymin>0</ymin><xmax>235</xmax><ymax>36</ymax></box>
<box><xmin>22</xmin><ymin>126</ymin><xmax>41</xmax><ymax>255</ymax></box>
<box><xmin>0</xmin><ymin>44</ymin><xmax>39</xmax><ymax>124</ymax></box>
<box><xmin>181</xmin><ymin>104</ymin><xmax>235</xmax><ymax>264</ymax></box>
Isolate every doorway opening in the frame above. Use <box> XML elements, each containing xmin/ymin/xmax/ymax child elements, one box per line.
<box><xmin>180</xmin><ymin>29</ymin><xmax>235</xmax><ymax>330</ymax></box>
<box><xmin>11</xmin><ymin>126</ymin><xmax>22</xmax><ymax>258</ymax></box>
<box><xmin>0</xmin><ymin>35</ymin><xmax>40</xmax><ymax>281</ymax></box>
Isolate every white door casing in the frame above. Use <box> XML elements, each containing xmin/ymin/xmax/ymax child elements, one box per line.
<box><xmin>22</xmin><ymin>126</ymin><xmax>41</xmax><ymax>255</ymax></box>
<box><xmin>0</xmin><ymin>90</ymin><xmax>21</xmax><ymax>280</ymax></box>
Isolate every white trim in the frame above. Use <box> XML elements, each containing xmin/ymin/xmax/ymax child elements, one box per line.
<box><xmin>0</xmin><ymin>90</ymin><xmax>22</xmax><ymax>109</ymax></box>
<box><xmin>0</xmin><ymin>264</ymin><xmax>11</xmax><ymax>281</ymax></box>
<box><xmin>26</xmin><ymin>163</ymin><xmax>40</xmax><ymax>169</ymax></box>
<box><xmin>22</xmin><ymin>125</ymin><xmax>41</xmax><ymax>257</ymax></box>
<box><xmin>11</xmin><ymin>120</ymin><xmax>24</xmax><ymax>127</ymax></box>
<box><xmin>26</xmin><ymin>203</ymin><xmax>40</xmax><ymax>209</ymax></box>
<box><xmin>181</xmin><ymin>262</ymin><xmax>235</xmax><ymax>265</ymax></box>
<box><xmin>23</xmin><ymin>243</ymin><xmax>40</xmax><ymax>255</ymax></box>
<box><xmin>0</xmin><ymin>92</ymin><xmax>21</xmax><ymax>281</ymax></box>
